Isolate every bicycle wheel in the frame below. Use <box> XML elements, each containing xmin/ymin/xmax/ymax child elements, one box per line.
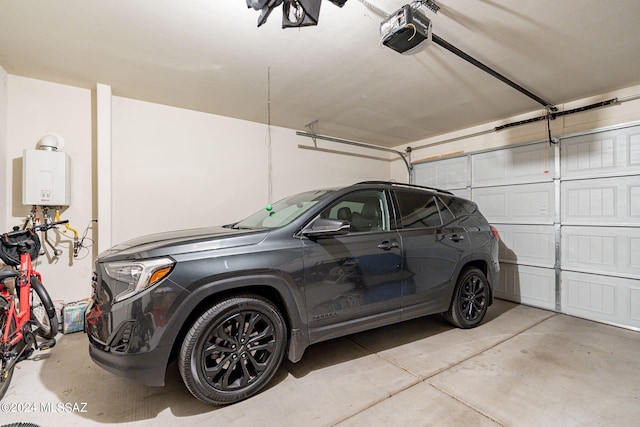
<box><xmin>30</xmin><ymin>277</ymin><xmax>59</xmax><ymax>339</ymax></box>
<box><xmin>0</xmin><ymin>299</ymin><xmax>16</xmax><ymax>401</ymax></box>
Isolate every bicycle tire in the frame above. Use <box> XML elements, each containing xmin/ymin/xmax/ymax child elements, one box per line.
<box><xmin>0</xmin><ymin>299</ymin><xmax>16</xmax><ymax>401</ymax></box>
<box><xmin>1</xmin><ymin>423</ymin><xmax>43</xmax><ymax>427</ymax></box>
<box><xmin>30</xmin><ymin>277</ymin><xmax>58</xmax><ymax>339</ymax></box>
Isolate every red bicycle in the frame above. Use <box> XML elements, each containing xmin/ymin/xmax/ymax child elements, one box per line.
<box><xmin>0</xmin><ymin>220</ymin><xmax>67</xmax><ymax>400</ymax></box>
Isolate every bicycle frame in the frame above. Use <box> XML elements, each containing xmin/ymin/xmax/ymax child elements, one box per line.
<box><xmin>1</xmin><ymin>219</ymin><xmax>66</xmax><ymax>401</ymax></box>
<box><xmin>1</xmin><ymin>252</ymin><xmax>41</xmax><ymax>346</ymax></box>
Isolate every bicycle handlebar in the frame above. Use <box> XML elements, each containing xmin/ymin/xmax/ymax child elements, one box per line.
<box><xmin>33</xmin><ymin>219</ymin><xmax>70</xmax><ymax>233</ymax></box>
<box><xmin>4</xmin><ymin>220</ymin><xmax>70</xmax><ymax>237</ymax></box>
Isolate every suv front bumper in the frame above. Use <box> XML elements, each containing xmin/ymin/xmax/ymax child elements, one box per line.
<box><xmin>85</xmin><ymin>268</ymin><xmax>182</xmax><ymax>387</ymax></box>
<box><xmin>87</xmin><ymin>333</ymin><xmax>172</xmax><ymax>387</ymax></box>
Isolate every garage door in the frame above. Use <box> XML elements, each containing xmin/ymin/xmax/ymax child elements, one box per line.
<box><xmin>559</xmin><ymin>125</ymin><xmax>640</xmax><ymax>329</ymax></box>
<box><xmin>413</xmin><ymin>123</ymin><xmax>640</xmax><ymax>330</ymax></box>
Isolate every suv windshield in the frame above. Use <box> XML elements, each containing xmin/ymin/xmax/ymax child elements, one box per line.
<box><xmin>233</xmin><ymin>189</ymin><xmax>334</xmax><ymax>229</ymax></box>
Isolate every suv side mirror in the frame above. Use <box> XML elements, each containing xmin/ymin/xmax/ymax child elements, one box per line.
<box><xmin>302</xmin><ymin>218</ymin><xmax>350</xmax><ymax>239</ymax></box>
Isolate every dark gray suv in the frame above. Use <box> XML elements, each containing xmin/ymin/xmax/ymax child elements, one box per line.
<box><xmin>86</xmin><ymin>181</ymin><xmax>500</xmax><ymax>405</ymax></box>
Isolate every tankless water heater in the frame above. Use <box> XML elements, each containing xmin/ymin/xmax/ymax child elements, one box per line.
<box><xmin>23</xmin><ymin>148</ymin><xmax>70</xmax><ymax>206</ymax></box>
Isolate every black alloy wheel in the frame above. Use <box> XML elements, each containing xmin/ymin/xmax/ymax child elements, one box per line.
<box><xmin>179</xmin><ymin>295</ymin><xmax>286</xmax><ymax>405</ymax></box>
<box><xmin>444</xmin><ymin>267</ymin><xmax>488</xmax><ymax>329</ymax></box>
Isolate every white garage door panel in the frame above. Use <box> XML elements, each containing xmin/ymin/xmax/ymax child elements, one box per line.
<box><xmin>472</xmin><ymin>143</ymin><xmax>554</xmax><ymax>187</ymax></box>
<box><xmin>414</xmin><ymin>123</ymin><xmax>640</xmax><ymax>330</ymax></box>
<box><xmin>472</xmin><ymin>182</ymin><xmax>555</xmax><ymax>224</ymax></box>
<box><xmin>448</xmin><ymin>188</ymin><xmax>471</xmax><ymax>199</ymax></box>
<box><xmin>562</xmin><ymin>226</ymin><xmax>640</xmax><ymax>279</ymax></box>
<box><xmin>561</xmin><ymin>127</ymin><xmax>640</xmax><ymax>179</ymax></box>
<box><xmin>495</xmin><ymin>224</ymin><xmax>555</xmax><ymax>268</ymax></box>
<box><xmin>562</xmin><ymin>271</ymin><xmax>640</xmax><ymax>329</ymax></box>
<box><xmin>561</xmin><ymin>176</ymin><xmax>640</xmax><ymax>225</ymax></box>
<box><xmin>497</xmin><ymin>264</ymin><xmax>555</xmax><ymax>310</ymax></box>
<box><xmin>414</xmin><ymin>156</ymin><xmax>468</xmax><ymax>189</ymax></box>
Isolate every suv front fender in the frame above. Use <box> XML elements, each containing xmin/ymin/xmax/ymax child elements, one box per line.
<box><xmin>161</xmin><ymin>272</ymin><xmax>310</xmax><ymax>364</ymax></box>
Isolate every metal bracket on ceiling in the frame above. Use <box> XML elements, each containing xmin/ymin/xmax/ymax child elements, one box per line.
<box><xmin>305</xmin><ymin>120</ymin><xmax>319</xmax><ymax>146</ymax></box>
<box><xmin>413</xmin><ymin>0</ymin><xmax>440</xmax><ymax>13</ymax></box>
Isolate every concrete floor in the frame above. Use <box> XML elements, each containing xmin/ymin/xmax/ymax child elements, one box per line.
<box><xmin>1</xmin><ymin>300</ymin><xmax>639</xmax><ymax>427</ymax></box>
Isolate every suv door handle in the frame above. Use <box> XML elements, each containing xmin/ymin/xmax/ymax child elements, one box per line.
<box><xmin>449</xmin><ymin>234</ymin><xmax>465</xmax><ymax>242</ymax></box>
<box><xmin>378</xmin><ymin>240</ymin><xmax>399</xmax><ymax>251</ymax></box>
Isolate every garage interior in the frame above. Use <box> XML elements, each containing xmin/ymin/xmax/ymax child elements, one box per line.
<box><xmin>1</xmin><ymin>0</ymin><xmax>639</xmax><ymax>426</ymax></box>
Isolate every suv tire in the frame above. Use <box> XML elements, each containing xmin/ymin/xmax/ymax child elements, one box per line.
<box><xmin>179</xmin><ymin>295</ymin><xmax>287</xmax><ymax>405</ymax></box>
<box><xmin>444</xmin><ymin>267</ymin><xmax>489</xmax><ymax>329</ymax></box>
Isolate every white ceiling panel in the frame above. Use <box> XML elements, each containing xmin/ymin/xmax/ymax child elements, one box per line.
<box><xmin>1</xmin><ymin>0</ymin><xmax>639</xmax><ymax>147</ymax></box>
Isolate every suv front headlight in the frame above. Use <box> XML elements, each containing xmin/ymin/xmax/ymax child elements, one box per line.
<box><xmin>104</xmin><ymin>257</ymin><xmax>175</xmax><ymax>302</ymax></box>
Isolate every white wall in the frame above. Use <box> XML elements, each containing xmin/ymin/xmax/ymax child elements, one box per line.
<box><xmin>2</xmin><ymin>76</ymin><xmax>391</xmax><ymax>303</ymax></box>
<box><xmin>392</xmin><ymin>85</ymin><xmax>640</xmax><ymax>179</ymax></box>
<box><xmin>5</xmin><ymin>72</ymin><xmax>640</xmax><ymax>305</ymax></box>
<box><xmin>0</xmin><ymin>66</ymin><xmax>7</xmax><ymax>229</ymax></box>
<box><xmin>110</xmin><ymin>97</ymin><xmax>389</xmax><ymax>244</ymax></box>
<box><xmin>111</xmin><ymin>98</ymin><xmax>270</xmax><ymax>243</ymax></box>
<box><xmin>269</xmin><ymin>126</ymin><xmax>392</xmax><ymax>200</ymax></box>
<box><xmin>4</xmin><ymin>75</ymin><xmax>94</xmax><ymax>303</ymax></box>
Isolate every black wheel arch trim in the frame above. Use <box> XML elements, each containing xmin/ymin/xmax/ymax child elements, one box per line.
<box><xmin>162</xmin><ymin>272</ymin><xmax>309</xmax><ymax>367</ymax></box>
<box><xmin>450</xmin><ymin>254</ymin><xmax>496</xmax><ymax>307</ymax></box>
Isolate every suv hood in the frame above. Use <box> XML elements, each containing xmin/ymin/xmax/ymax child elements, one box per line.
<box><xmin>98</xmin><ymin>226</ymin><xmax>268</xmax><ymax>261</ymax></box>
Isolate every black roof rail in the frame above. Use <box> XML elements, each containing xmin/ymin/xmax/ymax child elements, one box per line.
<box><xmin>355</xmin><ymin>181</ymin><xmax>454</xmax><ymax>195</ymax></box>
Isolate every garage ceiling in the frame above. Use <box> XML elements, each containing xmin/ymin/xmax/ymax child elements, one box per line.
<box><xmin>1</xmin><ymin>0</ymin><xmax>639</xmax><ymax>147</ymax></box>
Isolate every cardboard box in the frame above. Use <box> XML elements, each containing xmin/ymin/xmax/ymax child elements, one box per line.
<box><xmin>63</xmin><ymin>299</ymin><xmax>90</xmax><ymax>334</ymax></box>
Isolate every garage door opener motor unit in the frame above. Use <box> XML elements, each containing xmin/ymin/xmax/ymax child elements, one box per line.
<box><xmin>380</xmin><ymin>4</ymin><xmax>432</xmax><ymax>55</ymax></box>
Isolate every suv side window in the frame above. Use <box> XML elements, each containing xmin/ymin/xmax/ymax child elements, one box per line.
<box><xmin>436</xmin><ymin>198</ymin><xmax>455</xmax><ymax>224</ymax></box>
<box><xmin>321</xmin><ymin>190</ymin><xmax>389</xmax><ymax>233</ymax></box>
<box><xmin>438</xmin><ymin>196</ymin><xmax>471</xmax><ymax>219</ymax></box>
<box><xmin>395</xmin><ymin>190</ymin><xmax>442</xmax><ymax>229</ymax></box>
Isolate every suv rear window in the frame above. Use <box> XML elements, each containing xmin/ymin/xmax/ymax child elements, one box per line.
<box><xmin>439</xmin><ymin>196</ymin><xmax>477</xmax><ymax>216</ymax></box>
<box><xmin>395</xmin><ymin>191</ymin><xmax>476</xmax><ymax>229</ymax></box>
<box><xmin>395</xmin><ymin>190</ymin><xmax>443</xmax><ymax>229</ymax></box>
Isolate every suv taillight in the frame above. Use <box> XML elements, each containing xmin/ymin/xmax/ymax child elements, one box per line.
<box><xmin>490</xmin><ymin>225</ymin><xmax>500</xmax><ymax>242</ymax></box>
